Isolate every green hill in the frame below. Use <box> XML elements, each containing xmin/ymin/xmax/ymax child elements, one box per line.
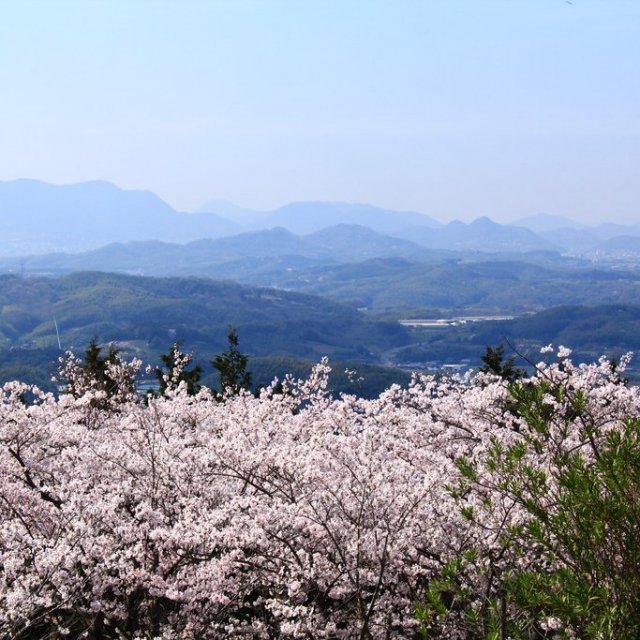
<box><xmin>0</xmin><ymin>272</ymin><xmax>410</xmax><ymax>390</ymax></box>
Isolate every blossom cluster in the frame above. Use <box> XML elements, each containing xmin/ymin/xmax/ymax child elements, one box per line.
<box><xmin>0</xmin><ymin>351</ymin><xmax>638</xmax><ymax>638</ymax></box>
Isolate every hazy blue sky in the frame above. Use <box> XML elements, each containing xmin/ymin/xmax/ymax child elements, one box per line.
<box><xmin>1</xmin><ymin>0</ymin><xmax>638</xmax><ymax>223</ymax></box>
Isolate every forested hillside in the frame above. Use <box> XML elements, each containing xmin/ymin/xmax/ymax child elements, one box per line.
<box><xmin>0</xmin><ymin>272</ymin><xmax>409</xmax><ymax>391</ymax></box>
<box><xmin>4</xmin><ymin>235</ymin><xmax>639</xmax><ymax>316</ymax></box>
<box><xmin>2</xmin><ymin>271</ymin><xmax>640</xmax><ymax>390</ymax></box>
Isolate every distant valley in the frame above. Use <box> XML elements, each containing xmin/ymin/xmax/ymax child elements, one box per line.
<box><xmin>2</xmin><ymin>270</ymin><xmax>640</xmax><ymax>392</ymax></box>
<box><xmin>2</xmin><ymin>178</ymin><xmax>640</xmax><ymax>392</ymax></box>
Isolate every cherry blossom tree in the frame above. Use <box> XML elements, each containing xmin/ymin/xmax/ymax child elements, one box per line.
<box><xmin>1</xmin><ymin>347</ymin><xmax>639</xmax><ymax>638</ymax></box>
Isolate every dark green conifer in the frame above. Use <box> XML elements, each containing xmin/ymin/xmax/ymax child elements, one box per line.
<box><xmin>479</xmin><ymin>343</ymin><xmax>525</xmax><ymax>382</ymax></box>
<box><xmin>212</xmin><ymin>327</ymin><xmax>252</xmax><ymax>397</ymax></box>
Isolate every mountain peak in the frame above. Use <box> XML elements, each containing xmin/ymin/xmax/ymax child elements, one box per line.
<box><xmin>0</xmin><ymin>179</ymin><xmax>239</xmax><ymax>256</ymax></box>
<box><xmin>470</xmin><ymin>216</ymin><xmax>498</xmax><ymax>228</ymax></box>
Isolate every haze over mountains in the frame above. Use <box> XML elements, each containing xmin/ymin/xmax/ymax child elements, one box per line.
<box><xmin>0</xmin><ymin>179</ymin><xmax>438</xmax><ymax>255</ymax></box>
<box><xmin>198</xmin><ymin>199</ymin><xmax>442</xmax><ymax>235</ymax></box>
<box><xmin>2</xmin><ymin>179</ymin><xmax>640</xmax><ymax>259</ymax></box>
<box><xmin>0</xmin><ymin>179</ymin><xmax>240</xmax><ymax>254</ymax></box>
<box><xmin>2</xmin><ymin>178</ymin><xmax>640</xmax><ymax>322</ymax></box>
<box><xmin>2</xmin><ymin>178</ymin><xmax>640</xmax><ymax>390</ymax></box>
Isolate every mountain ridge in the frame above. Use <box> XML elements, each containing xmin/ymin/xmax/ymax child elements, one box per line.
<box><xmin>2</xmin><ymin>178</ymin><xmax>640</xmax><ymax>258</ymax></box>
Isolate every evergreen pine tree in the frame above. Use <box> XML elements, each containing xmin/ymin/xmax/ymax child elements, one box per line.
<box><xmin>479</xmin><ymin>343</ymin><xmax>525</xmax><ymax>382</ymax></box>
<box><xmin>212</xmin><ymin>327</ymin><xmax>252</xmax><ymax>397</ymax></box>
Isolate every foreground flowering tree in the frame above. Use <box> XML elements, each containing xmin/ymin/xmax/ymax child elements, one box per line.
<box><xmin>418</xmin><ymin>349</ymin><xmax>640</xmax><ymax>639</ymax></box>
<box><xmin>1</xmin><ymin>348</ymin><xmax>639</xmax><ymax>638</ymax></box>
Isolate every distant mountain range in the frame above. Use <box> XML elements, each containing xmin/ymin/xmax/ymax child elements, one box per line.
<box><xmin>3</xmin><ymin>179</ymin><xmax>640</xmax><ymax>395</ymax></box>
<box><xmin>0</xmin><ymin>224</ymin><xmax>446</xmax><ymax>278</ymax></box>
<box><xmin>0</xmin><ymin>180</ymin><xmax>438</xmax><ymax>255</ymax></box>
<box><xmin>1</xmin><ymin>179</ymin><xmax>640</xmax><ymax>258</ymax></box>
<box><xmin>197</xmin><ymin>199</ymin><xmax>442</xmax><ymax>235</ymax></box>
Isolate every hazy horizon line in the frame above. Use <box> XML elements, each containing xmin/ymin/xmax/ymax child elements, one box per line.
<box><xmin>3</xmin><ymin>175</ymin><xmax>637</xmax><ymax>229</ymax></box>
